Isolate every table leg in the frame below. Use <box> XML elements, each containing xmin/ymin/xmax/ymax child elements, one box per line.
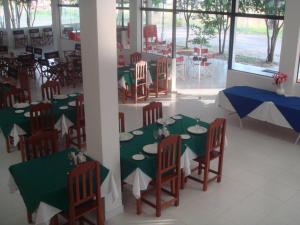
<box><xmin>136</xmin><ymin>198</ymin><xmax>142</xmax><ymax>215</ymax></box>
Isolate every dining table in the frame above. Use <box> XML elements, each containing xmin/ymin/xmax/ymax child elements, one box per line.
<box><xmin>9</xmin><ymin>147</ymin><xmax>118</xmax><ymax>225</ymax></box>
<box><xmin>0</xmin><ymin>93</ymin><xmax>80</xmax><ymax>147</ymax></box>
<box><xmin>120</xmin><ymin>114</ymin><xmax>209</xmax><ymax>198</ymax></box>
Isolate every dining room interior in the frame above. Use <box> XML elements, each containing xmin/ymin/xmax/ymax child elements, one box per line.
<box><xmin>1</xmin><ymin>0</ymin><xmax>300</xmax><ymax>225</ymax></box>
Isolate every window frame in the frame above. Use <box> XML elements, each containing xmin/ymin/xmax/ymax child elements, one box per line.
<box><xmin>140</xmin><ymin>0</ymin><xmax>285</xmax><ymax>76</ymax></box>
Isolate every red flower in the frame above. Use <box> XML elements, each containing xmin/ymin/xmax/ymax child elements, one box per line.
<box><xmin>273</xmin><ymin>72</ymin><xmax>288</xmax><ymax>86</ymax></box>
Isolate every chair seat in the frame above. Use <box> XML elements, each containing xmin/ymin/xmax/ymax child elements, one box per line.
<box><xmin>61</xmin><ymin>199</ymin><xmax>98</xmax><ymax>220</ymax></box>
<box><xmin>194</xmin><ymin>150</ymin><xmax>221</xmax><ymax>163</ymax></box>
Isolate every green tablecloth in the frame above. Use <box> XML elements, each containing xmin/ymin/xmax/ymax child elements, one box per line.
<box><xmin>9</xmin><ymin>148</ymin><xmax>109</xmax><ymax>213</ymax></box>
<box><xmin>120</xmin><ymin>115</ymin><xmax>209</xmax><ymax>180</ymax></box>
<box><xmin>0</xmin><ymin>94</ymin><xmax>78</xmax><ymax>137</ymax></box>
<box><xmin>117</xmin><ymin>62</ymin><xmax>157</xmax><ymax>88</ymax></box>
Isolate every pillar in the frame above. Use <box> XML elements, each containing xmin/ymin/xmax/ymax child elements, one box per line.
<box><xmin>279</xmin><ymin>0</ymin><xmax>300</xmax><ymax>95</ymax></box>
<box><xmin>79</xmin><ymin>0</ymin><xmax>123</xmax><ymax>219</ymax></box>
<box><xmin>51</xmin><ymin>0</ymin><xmax>61</xmax><ymax>53</ymax></box>
<box><xmin>130</xmin><ymin>0</ymin><xmax>142</xmax><ymax>52</ymax></box>
<box><xmin>3</xmin><ymin>0</ymin><xmax>13</xmax><ymax>49</ymax></box>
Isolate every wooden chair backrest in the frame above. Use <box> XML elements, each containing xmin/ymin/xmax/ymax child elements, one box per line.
<box><xmin>34</xmin><ymin>48</ymin><xmax>43</xmax><ymax>57</ymax></box>
<box><xmin>156</xmin><ymin>57</ymin><xmax>168</xmax><ymax>79</ymax></box>
<box><xmin>19</xmin><ymin>72</ymin><xmax>30</xmax><ymax>91</ymax></box>
<box><xmin>68</xmin><ymin>161</ymin><xmax>101</xmax><ymax>209</ymax></box>
<box><xmin>206</xmin><ymin>118</ymin><xmax>226</xmax><ymax>157</ymax></box>
<box><xmin>135</xmin><ymin>60</ymin><xmax>147</xmax><ymax>83</ymax></box>
<box><xmin>44</xmin><ymin>51</ymin><xmax>60</xmax><ymax>61</ymax></box>
<box><xmin>20</xmin><ymin>130</ymin><xmax>58</xmax><ymax>162</ymax></box>
<box><xmin>30</xmin><ymin>102</ymin><xmax>54</xmax><ymax>134</ymax></box>
<box><xmin>157</xmin><ymin>135</ymin><xmax>181</xmax><ymax>181</ymax></box>
<box><xmin>119</xmin><ymin>112</ymin><xmax>125</xmax><ymax>132</ymax></box>
<box><xmin>3</xmin><ymin>87</ymin><xmax>25</xmax><ymax>107</ymax></box>
<box><xmin>41</xmin><ymin>80</ymin><xmax>61</xmax><ymax>100</ymax></box>
<box><xmin>130</xmin><ymin>52</ymin><xmax>141</xmax><ymax>65</ymax></box>
<box><xmin>26</xmin><ymin>46</ymin><xmax>33</xmax><ymax>54</ymax></box>
<box><xmin>75</xmin><ymin>95</ymin><xmax>85</xmax><ymax>126</ymax></box>
<box><xmin>142</xmin><ymin>101</ymin><xmax>162</xmax><ymax>127</ymax></box>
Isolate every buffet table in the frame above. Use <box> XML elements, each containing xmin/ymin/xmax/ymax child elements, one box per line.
<box><xmin>217</xmin><ymin>86</ymin><xmax>300</xmax><ymax>144</ymax></box>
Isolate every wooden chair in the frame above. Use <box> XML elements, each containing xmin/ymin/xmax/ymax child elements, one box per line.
<box><xmin>30</xmin><ymin>102</ymin><xmax>54</xmax><ymax>134</ymax></box>
<box><xmin>187</xmin><ymin>118</ymin><xmax>226</xmax><ymax>191</ymax></box>
<box><xmin>2</xmin><ymin>87</ymin><xmax>26</xmax><ymax>108</ymax></box>
<box><xmin>19</xmin><ymin>129</ymin><xmax>59</xmax><ymax>223</ymax></box>
<box><xmin>119</xmin><ymin>112</ymin><xmax>125</xmax><ymax>132</ymax></box>
<box><xmin>138</xmin><ymin>135</ymin><xmax>181</xmax><ymax>217</ymax></box>
<box><xmin>60</xmin><ymin>161</ymin><xmax>104</xmax><ymax>225</ymax></box>
<box><xmin>67</xmin><ymin>95</ymin><xmax>86</xmax><ymax>149</ymax></box>
<box><xmin>142</xmin><ymin>101</ymin><xmax>162</xmax><ymax>127</ymax></box>
<box><xmin>130</xmin><ymin>52</ymin><xmax>141</xmax><ymax>65</ymax></box>
<box><xmin>150</xmin><ymin>57</ymin><xmax>168</xmax><ymax>97</ymax></box>
<box><xmin>41</xmin><ymin>80</ymin><xmax>61</xmax><ymax>101</ymax></box>
<box><xmin>132</xmin><ymin>60</ymin><xmax>148</xmax><ymax>103</ymax></box>
<box><xmin>20</xmin><ymin>129</ymin><xmax>59</xmax><ymax>162</ymax></box>
<box><xmin>3</xmin><ymin>88</ymin><xmax>26</xmax><ymax>153</ymax></box>
<box><xmin>19</xmin><ymin>72</ymin><xmax>31</xmax><ymax>103</ymax></box>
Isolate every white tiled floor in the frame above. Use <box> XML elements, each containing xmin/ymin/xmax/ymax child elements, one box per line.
<box><xmin>1</xmin><ymin>76</ymin><xmax>300</xmax><ymax>225</ymax></box>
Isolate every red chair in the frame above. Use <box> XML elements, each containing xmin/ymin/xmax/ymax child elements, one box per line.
<box><xmin>119</xmin><ymin>112</ymin><xmax>125</xmax><ymax>132</ymax></box>
<box><xmin>41</xmin><ymin>80</ymin><xmax>61</xmax><ymax>100</ymax></box>
<box><xmin>118</xmin><ymin>54</ymin><xmax>125</xmax><ymax>67</ymax></box>
<box><xmin>60</xmin><ymin>161</ymin><xmax>104</xmax><ymax>225</ymax></box>
<box><xmin>137</xmin><ymin>135</ymin><xmax>181</xmax><ymax>217</ymax></box>
<box><xmin>2</xmin><ymin>87</ymin><xmax>26</xmax><ymax>108</ymax></box>
<box><xmin>30</xmin><ymin>102</ymin><xmax>54</xmax><ymax>134</ymax></box>
<box><xmin>20</xmin><ymin>130</ymin><xmax>59</xmax><ymax>162</ymax></box>
<box><xmin>142</xmin><ymin>101</ymin><xmax>162</xmax><ymax>127</ymax></box>
<box><xmin>188</xmin><ymin>118</ymin><xmax>226</xmax><ymax>191</ymax></box>
<box><xmin>67</xmin><ymin>95</ymin><xmax>86</xmax><ymax>149</ymax></box>
<box><xmin>150</xmin><ymin>57</ymin><xmax>168</xmax><ymax>97</ymax></box>
<box><xmin>130</xmin><ymin>52</ymin><xmax>141</xmax><ymax>65</ymax></box>
<box><xmin>132</xmin><ymin>60</ymin><xmax>148</xmax><ymax>103</ymax></box>
<box><xmin>3</xmin><ymin>87</ymin><xmax>26</xmax><ymax>153</ymax></box>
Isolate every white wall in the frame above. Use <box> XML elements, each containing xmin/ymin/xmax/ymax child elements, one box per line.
<box><xmin>226</xmin><ymin>0</ymin><xmax>300</xmax><ymax>97</ymax></box>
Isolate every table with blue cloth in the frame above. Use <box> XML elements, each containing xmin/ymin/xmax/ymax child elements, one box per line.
<box><xmin>220</xmin><ymin>86</ymin><xmax>300</xmax><ymax>143</ymax></box>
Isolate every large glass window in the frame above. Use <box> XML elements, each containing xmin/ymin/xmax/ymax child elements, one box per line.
<box><xmin>232</xmin><ymin>0</ymin><xmax>285</xmax><ymax>76</ymax></box>
<box><xmin>8</xmin><ymin>0</ymin><xmax>52</xmax><ymax>29</ymax></box>
<box><xmin>142</xmin><ymin>0</ymin><xmax>174</xmax><ymax>9</ymax></box>
<box><xmin>59</xmin><ymin>0</ymin><xmax>80</xmax><ymax>40</ymax></box>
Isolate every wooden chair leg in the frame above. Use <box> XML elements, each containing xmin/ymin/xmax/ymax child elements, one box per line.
<box><xmin>27</xmin><ymin>210</ymin><xmax>33</xmax><ymax>224</ymax></box>
<box><xmin>96</xmin><ymin>198</ymin><xmax>105</xmax><ymax>225</ymax></box>
<box><xmin>156</xmin><ymin>185</ymin><xmax>161</xmax><ymax>217</ymax></box>
<box><xmin>180</xmin><ymin>169</ymin><xmax>185</xmax><ymax>189</ymax></box>
<box><xmin>175</xmin><ymin>177</ymin><xmax>180</xmax><ymax>207</ymax></box>
<box><xmin>217</xmin><ymin>155</ymin><xmax>224</xmax><ymax>183</ymax></box>
<box><xmin>136</xmin><ymin>198</ymin><xmax>142</xmax><ymax>215</ymax></box>
<box><xmin>6</xmin><ymin>137</ymin><xmax>10</xmax><ymax>153</ymax></box>
<box><xmin>203</xmin><ymin>163</ymin><xmax>209</xmax><ymax>192</ymax></box>
<box><xmin>49</xmin><ymin>215</ymin><xmax>59</xmax><ymax>225</ymax></box>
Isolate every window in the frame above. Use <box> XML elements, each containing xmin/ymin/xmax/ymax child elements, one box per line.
<box><xmin>116</xmin><ymin>0</ymin><xmax>129</xmax><ymax>28</ymax></box>
<box><xmin>232</xmin><ymin>0</ymin><xmax>285</xmax><ymax>76</ymax></box>
<box><xmin>0</xmin><ymin>0</ymin><xmax>5</xmax><ymax>29</ymax></box>
<box><xmin>59</xmin><ymin>0</ymin><xmax>80</xmax><ymax>40</ymax></box>
<box><xmin>297</xmin><ymin>56</ymin><xmax>300</xmax><ymax>83</ymax></box>
<box><xmin>142</xmin><ymin>0</ymin><xmax>174</xmax><ymax>9</ymax></box>
<box><xmin>8</xmin><ymin>0</ymin><xmax>52</xmax><ymax>28</ymax></box>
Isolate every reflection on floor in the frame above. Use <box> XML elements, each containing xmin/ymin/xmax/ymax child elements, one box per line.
<box><xmin>1</xmin><ymin>74</ymin><xmax>300</xmax><ymax>225</ymax></box>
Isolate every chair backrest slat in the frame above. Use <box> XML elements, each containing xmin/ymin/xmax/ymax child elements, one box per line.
<box><xmin>130</xmin><ymin>52</ymin><xmax>141</xmax><ymax>65</ymax></box>
<box><xmin>30</xmin><ymin>102</ymin><xmax>54</xmax><ymax>134</ymax></box>
<box><xmin>119</xmin><ymin>112</ymin><xmax>125</xmax><ymax>132</ymax></box>
<box><xmin>41</xmin><ymin>80</ymin><xmax>61</xmax><ymax>101</ymax></box>
<box><xmin>142</xmin><ymin>101</ymin><xmax>162</xmax><ymax>126</ymax></box>
<box><xmin>157</xmin><ymin>135</ymin><xmax>181</xmax><ymax>179</ymax></box>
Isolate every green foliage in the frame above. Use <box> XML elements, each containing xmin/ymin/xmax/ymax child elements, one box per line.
<box><xmin>191</xmin><ymin>23</ymin><xmax>215</xmax><ymax>46</ymax></box>
<box><xmin>239</xmin><ymin>0</ymin><xmax>285</xmax><ymax>16</ymax></box>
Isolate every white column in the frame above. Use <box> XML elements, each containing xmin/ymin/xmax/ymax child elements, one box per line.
<box><xmin>130</xmin><ymin>0</ymin><xmax>142</xmax><ymax>52</ymax></box>
<box><xmin>146</xmin><ymin>0</ymin><xmax>152</xmax><ymax>25</ymax></box>
<box><xmin>3</xmin><ymin>0</ymin><xmax>13</xmax><ymax>49</ymax></box>
<box><xmin>171</xmin><ymin>58</ymin><xmax>177</xmax><ymax>92</ymax></box>
<box><xmin>279</xmin><ymin>0</ymin><xmax>300</xmax><ymax>95</ymax></box>
<box><xmin>79</xmin><ymin>0</ymin><xmax>123</xmax><ymax>219</ymax></box>
<box><xmin>51</xmin><ymin>0</ymin><xmax>61</xmax><ymax>53</ymax></box>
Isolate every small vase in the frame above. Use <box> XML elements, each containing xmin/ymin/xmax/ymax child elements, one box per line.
<box><xmin>276</xmin><ymin>83</ymin><xmax>285</xmax><ymax>95</ymax></box>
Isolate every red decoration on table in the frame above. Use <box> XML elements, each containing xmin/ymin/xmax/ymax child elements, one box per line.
<box><xmin>273</xmin><ymin>72</ymin><xmax>288</xmax><ymax>86</ymax></box>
